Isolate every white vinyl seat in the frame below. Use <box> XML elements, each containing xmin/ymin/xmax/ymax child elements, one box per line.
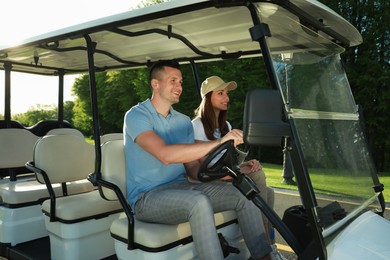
<box><xmin>26</xmin><ymin>134</ymin><xmax>123</xmax><ymax>260</ymax></box>
<box><xmin>100</xmin><ymin>140</ymin><xmax>249</xmax><ymax>260</ymax></box>
<box><xmin>0</xmin><ymin>128</ymin><xmax>94</xmax><ymax>246</ymax></box>
<box><xmin>100</xmin><ymin>133</ymin><xmax>123</xmax><ymax>144</ymax></box>
<box><xmin>46</xmin><ymin>128</ymin><xmax>85</xmax><ymax>139</ymax></box>
<box><xmin>0</xmin><ymin>128</ymin><xmax>40</xmax><ymax>182</ymax></box>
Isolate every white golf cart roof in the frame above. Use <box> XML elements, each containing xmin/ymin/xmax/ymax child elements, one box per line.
<box><xmin>0</xmin><ymin>0</ymin><xmax>362</xmax><ymax>75</ymax></box>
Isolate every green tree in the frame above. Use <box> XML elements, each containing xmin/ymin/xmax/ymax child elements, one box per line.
<box><xmin>71</xmin><ymin>69</ymin><xmax>149</xmax><ymax>135</ymax></box>
<box><xmin>13</xmin><ymin>104</ymin><xmax>57</xmax><ymax>126</ymax></box>
<box><xmin>11</xmin><ymin>102</ymin><xmax>75</xmax><ymax>128</ymax></box>
<box><xmin>72</xmin><ymin>74</ymin><xmax>95</xmax><ymax>136</ymax></box>
<box><xmin>100</xmin><ymin>70</ymin><xmax>146</xmax><ymax>134</ymax></box>
<box><xmin>130</xmin><ymin>68</ymin><xmax>150</xmax><ymax>103</ymax></box>
<box><xmin>320</xmin><ymin>0</ymin><xmax>390</xmax><ymax>171</ymax></box>
<box><xmin>63</xmin><ymin>101</ymin><xmax>75</xmax><ymax>126</ymax></box>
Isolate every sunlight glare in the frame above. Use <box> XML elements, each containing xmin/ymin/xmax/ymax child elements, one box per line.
<box><xmin>0</xmin><ymin>0</ymin><xmax>140</xmax><ymax>115</ymax></box>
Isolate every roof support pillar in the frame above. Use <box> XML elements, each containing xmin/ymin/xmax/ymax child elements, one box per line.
<box><xmin>189</xmin><ymin>60</ymin><xmax>201</xmax><ymax>99</ymax></box>
<box><xmin>84</xmin><ymin>35</ymin><xmax>101</xmax><ymax>183</ymax></box>
<box><xmin>57</xmin><ymin>69</ymin><xmax>64</xmax><ymax>125</ymax></box>
<box><xmin>3</xmin><ymin>61</ymin><xmax>12</xmax><ymax>124</ymax></box>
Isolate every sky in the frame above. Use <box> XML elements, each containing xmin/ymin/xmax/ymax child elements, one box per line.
<box><xmin>0</xmin><ymin>0</ymin><xmax>141</xmax><ymax>114</ymax></box>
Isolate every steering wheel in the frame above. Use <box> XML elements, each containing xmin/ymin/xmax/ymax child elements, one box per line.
<box><xmin>197</xmin><ymin>140</ymin><xmax>239</xmax><ymax>182</ymax></box>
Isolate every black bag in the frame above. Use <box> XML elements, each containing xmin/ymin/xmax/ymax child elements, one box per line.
<box><xmin>282</xmin><ymin>205</ymin><xmax>313</xmax><ymax>249</ymax></box>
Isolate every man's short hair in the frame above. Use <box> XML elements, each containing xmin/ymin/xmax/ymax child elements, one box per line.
<box><xmin>149</xmin><ymin>60</ymin><xmax>181</xmax><ymax>83</ymax></box>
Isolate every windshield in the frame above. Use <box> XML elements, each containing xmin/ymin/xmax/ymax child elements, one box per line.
<box><xmin>261</xmin><ymin>3</ymin><xmax>380</xmax><ymax>238</ymax></box>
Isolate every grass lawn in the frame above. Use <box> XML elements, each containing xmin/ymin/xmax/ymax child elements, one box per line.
<box><xmin>263</xmin><ymin>163</ymin><xmax>390</xmax><ymax>206</ymax></box>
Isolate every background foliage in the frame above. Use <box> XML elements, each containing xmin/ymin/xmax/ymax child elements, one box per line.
<box><xmin>319</xmin><ymin>0</ymin><xmax>389</xmax><ymax>172</ymax></box>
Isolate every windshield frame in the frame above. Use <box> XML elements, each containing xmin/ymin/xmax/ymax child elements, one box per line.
<box><xmin>255</xmin><ymin>1</ymin><xmax>384</xmax><ymax>252</ymax></box>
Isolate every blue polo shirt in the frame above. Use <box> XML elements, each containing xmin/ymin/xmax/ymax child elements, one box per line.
<box><xmin>124</xmin><ymin>99</ymin><xmax>193</xmax><ymax>209</ymax></box>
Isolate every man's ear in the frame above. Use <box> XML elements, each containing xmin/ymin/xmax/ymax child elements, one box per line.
<box><xmin>151</xmin><ymin>79</ymin><xmax>159</xmax><ymax>89</ymax></box>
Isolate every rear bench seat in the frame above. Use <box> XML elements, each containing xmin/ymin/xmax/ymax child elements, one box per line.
<box><xmin>100</xmin><ymin>140</ymin><xmax>247</xmax><ymax>259</ymax></box>
<box><xmin>0</xmin><ymin>128</ymin><xmax>95</xmax><ymax>206</ymax></box>
<box><xmin>0</xmin><ymin>128</ymin><xmax>95</xmax><ymax>246</ymax></box>
<box><xmin>26</xmin><ymin>134</ymin><xmax>123</xmax><ymax>260</ymax></box>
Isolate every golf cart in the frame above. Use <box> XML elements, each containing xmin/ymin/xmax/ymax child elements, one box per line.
<box><xmin>0</xmin><ymin>0</ymin><xmax>389</xmax><ymax>259</ymax></box>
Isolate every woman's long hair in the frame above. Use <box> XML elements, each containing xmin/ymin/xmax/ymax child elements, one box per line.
<box><xmin>194</xmin><ymin>92</ymin><xmax>229</xmax><ymax>140</ymax></box>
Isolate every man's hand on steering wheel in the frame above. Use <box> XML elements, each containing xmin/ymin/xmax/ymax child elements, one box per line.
<box><xmin>220</xmin><ymin>129</ymin><xmax>243</xmax><ymax>147</ymax></box>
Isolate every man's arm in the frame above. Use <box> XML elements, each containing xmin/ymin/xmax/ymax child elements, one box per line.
<box><xmin>135</xmin><ymin>129</ymin><xmax>243</xmax><ymax>165</ymax></box>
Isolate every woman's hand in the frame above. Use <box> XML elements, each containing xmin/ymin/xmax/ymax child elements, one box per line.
<box><xmin>239</xmin><ymin>159</ymin><xmax>262</xmax><ymax>174</ymax></box>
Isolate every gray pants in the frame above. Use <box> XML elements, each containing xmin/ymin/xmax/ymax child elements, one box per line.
<box><xmin>135</xmin><ymin>180</ymin><xmax>272</xmax><ymax>260</ymax></box>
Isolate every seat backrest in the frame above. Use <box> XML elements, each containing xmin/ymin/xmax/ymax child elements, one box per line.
<box><xmin>100</xmin><ymin>133</ymin><xmax>123</xmax><ymax>145</ymax></box>
<box><xmin>100</xmin><ymin>140</ymin><xmax>126</xmax><ymax>200</ymax></box>
<box><xmin>243</xmin><ymin>88</ymin><xmax>290</xmax><ymax>147</ymax></box>
<box><xmin>46</xmin><ymin>128</ymin><xmax>85</xmax><ymax>139</ymax></box>
<box><xmin>33</xmin><ymin>135</ymin><xmax>95</xmax><ymax>184</ymax></box>
<box><xmin>0</xmin><ymin>128</ymin><xmax>40</xmax><ymax>179</ymax></box>
<box><xmin>28</xmin><ymin>120</ymin><xmax>73</xmax><ymax>137</ymax></box>
<box><xmin>0</xmin><ymin>120</ymin><xmax>25</xmax><ymax>129</ymax></box>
